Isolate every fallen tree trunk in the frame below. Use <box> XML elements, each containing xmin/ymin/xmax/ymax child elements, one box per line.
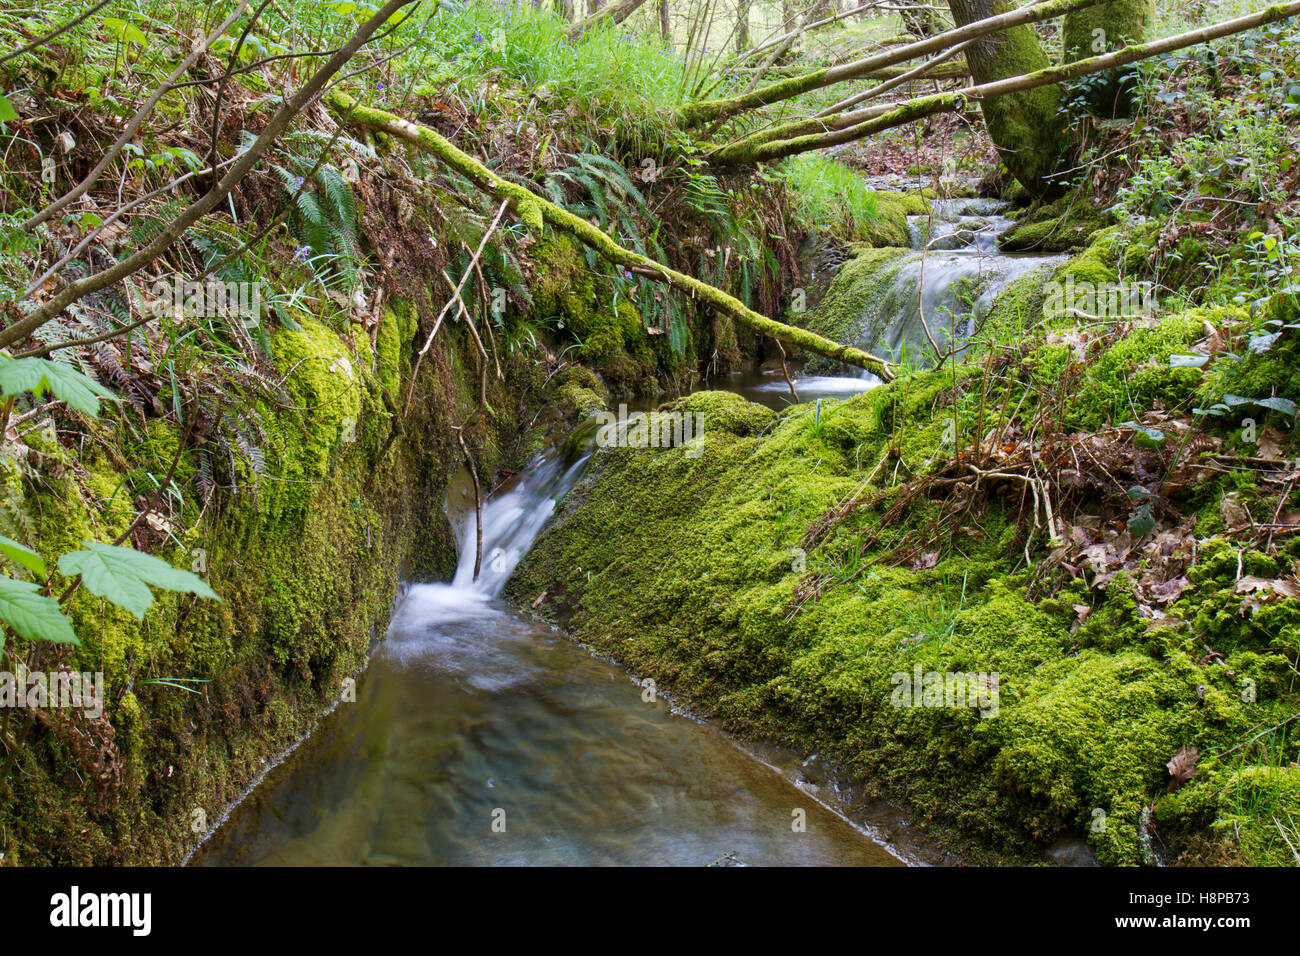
<box><xmin>325</xmin><ymin>92</ymin><xmax>897</xmax><ymax>381</ymax></box>
<box><xmin>713</xmin><ymin>0</ymin><xmax>1300</xmax><ymax>165</ymax></box>
<box><xmin>678</xmin><ymin>0</ymin><xmax>1102</xmax><ymax>126</ymax></box>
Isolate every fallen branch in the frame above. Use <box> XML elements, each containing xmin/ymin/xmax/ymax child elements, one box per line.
<box><xmin>714</xmin><ymin>0</ymin><xmax>1300</xmax><ymax>164</ymax></box>
<box><xmin>327</xmin><ymin>92</ymin><xmax>896</xmax><ymax>381</ymax></box>
<box><xmin>406</xmin><ymin>199</ymin><xmax>508</xmax><ymax>412</ymax></box>
<box><xmin>679</xmin><ymin>0</ymin><xmax>1102</xmax><ymax>126</ymax></box>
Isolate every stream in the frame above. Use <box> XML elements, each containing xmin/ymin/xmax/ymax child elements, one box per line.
<box><xmin>191</xmin><ymin>191</ymin><xmax>1043</xmax><ymax>868</ymax></box>
<box><xmin>190</xmin><ymin>443</ymin><xmax>906</xmax><ymax>866</ymax></box>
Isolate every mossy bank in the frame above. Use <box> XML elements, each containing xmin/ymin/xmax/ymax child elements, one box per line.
<box><xmin>509</xmin><ymin>226</ymin><xmax>1300</xmax><ymax>866</ymax></box>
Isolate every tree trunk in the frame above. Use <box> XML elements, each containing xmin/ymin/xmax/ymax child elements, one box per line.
<box><xmin>1063</xmin><ymin>0</ymin><xmax>1154</xmax><ymax>116</ymax></box>
<box><xmin>736</xmin><ymin>0</ymin><xmax>752</xmax><ymax>52</ymax></box>
<box><xmin>659</xmin><ymin>0</ymin><xmax>670</xmax><ymax>43</ymax></box>
<box><xmin>558</xmin><ymin>0</ymin><xmax>575</xmax><ymax>21</ymax></box>
<box><xmin>946</xmin><ymin>0</ymin><xmax>1069</xmax><ymax>198</ymax></box>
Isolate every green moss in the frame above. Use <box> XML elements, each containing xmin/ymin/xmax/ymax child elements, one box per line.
<box><xmin>511</xmin><ymin>347</ymin><xmax>1297</xmax><ymax>865</ymax></box>
<box><xmin>1064</xmin><ymin>306</ymin><xmax>1241</xmax><ymax>429</ymax></box>
<box><xmin>999</xmin><ymin>194</ymin><xmax>1112</xmax><ymax>252</ymax></box>
<box><xmin>799</xmin><ymin>246</ymin><xmax>910</xmax><ymax>352</ymax></box>
<box><xmin>663</xmin><ymin>390</ymin><xmax>775</xmax><ymax>437</ymax></box>
<box><xmin>861</xmin><ymin>192</ymin><xmax>930</xmax><ymax>247</ymax></box>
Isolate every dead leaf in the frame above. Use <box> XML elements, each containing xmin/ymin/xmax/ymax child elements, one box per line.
<box><xmin>1167</xmin><ymin>745</ymin><xmax>1199</xmax><ymax>792</ymax></box>
<box><xmin>911</xmin><ymin>551</ymin><xmax>940</xmax><ymax>571</ymax></box>
<box><xmin>1220</xmin><ymin>492</ymin><xmax>1250</xmax><ymax>529</ymax></box>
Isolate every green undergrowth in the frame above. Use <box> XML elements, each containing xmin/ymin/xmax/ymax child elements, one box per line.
<box><xmin>784</xmin><ymin>155</ymin><xmax>931</xmax><ymax>247</ymax></box>
<box><xmin>0</xmin><ymin>293</ymin><xmax>532</xmax><ymax>865</ymax></box>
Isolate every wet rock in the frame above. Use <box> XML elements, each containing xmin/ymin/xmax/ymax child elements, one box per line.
<box><xmin>1046</xmin><ymin>836</ymin><xmax>1100</xmax><ymax>867</ymax></box>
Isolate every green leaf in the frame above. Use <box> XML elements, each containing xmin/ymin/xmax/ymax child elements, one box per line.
<box><xmin>0</xmin><ymin>357</ymin><xmax>117</xmax><ymax>416</ymax></box>
<box><xmin>0</xmin><ymin>94</ymin><xmax>18</xmax><ymax>125</ymax></box>
<box><xmin>0</xmin><ymin>576</ymin><xmax>79</xmax><ymax>656</ymax></box>
<box><xmin>57</xmin><ymin>542</ymin><xmax>220</xmax><ymax>621</ymax></box>
<box><xmin>1256</xmin><ymin>396</ymin><xmax>1298</xmax><ymax>417</ymax></box>
<box><xmin>0</xmin><ymin>534</ymin><xmax>46</xmax><ymax>577</ymax></box>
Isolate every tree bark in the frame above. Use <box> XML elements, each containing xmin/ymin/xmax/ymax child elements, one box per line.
<box><xmin>736</xmin><ymin>0</ymin><xmax>752</xmax><ymax>52</ymax></box>
<box><xmin>946</xmin><ymin>0</ymin><xmax>1069</xmax><ymax>198</ymax></box>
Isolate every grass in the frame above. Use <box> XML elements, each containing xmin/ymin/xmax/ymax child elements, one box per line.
<box><xmin>782</xmin><ymin>154</ymin><xmax>884</xmax><ymax>237</ymax></box>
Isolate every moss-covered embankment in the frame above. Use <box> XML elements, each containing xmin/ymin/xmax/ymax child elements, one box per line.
<box><xmin>509</xmin><ymin>225</ymin><xmax>1300</xmax><ymax>866</ymax></box>
<box><xmin>0</xmin><ymin>294</ymin><xmax>540</xmax><ymax>865</ymax></box>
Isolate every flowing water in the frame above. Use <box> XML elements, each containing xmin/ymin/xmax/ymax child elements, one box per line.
<box><xmin>191</xmin><ymin>190</ymin><xmax>1039</xmax><ymax>868</ymax></box>
<box><xmin>862</xmin><ymin>196</ymin><xmax>1066</xmax><ymax>363</ymax></box>
<box><xmin>191</xmin><ymin>442</ymin><xmax>906</xmax><ymax>867</ymax></box>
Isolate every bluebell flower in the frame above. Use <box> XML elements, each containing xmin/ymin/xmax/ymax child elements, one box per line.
<box><xmin>624</xmin><ymin>269</ymin><xmax>634</xmax><ymax>281</ymax></box>
<box><xmin>292</xmin><ymin>176</ymin><xmax>304</xmax><ymax>190</ymax></box>
<box><xmin>473</xmin><ymin>31</ymin><xmax>484</xmax><ymax>43</ymax></box>
<box><xmin>294</xmin><ymin>245</ymin><xmax>312</xmax><ymax>263</ymax></box>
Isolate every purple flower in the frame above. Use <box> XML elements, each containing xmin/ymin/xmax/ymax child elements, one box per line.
<box><xmin>292</xmin><ymin>176</ymin><xmax>304</xmax><ymax>190</ymax></box>
<box><xmin>472</xmin><ymin>31</ymin><xmax>484</xmax><ymax>43</ymax></box>
<box><xmin>377</xmin><ymin>81</ymin><xmax>386</xmax><ymax>91</ymax></box>
<box><xmin>294</xmin><ymin>245</ymin><xmax>312</xmax><ymax>263</ymax></box>
<box><xmin>624</xmin><ymin>269</ymin><xmax>634</xmax><ymax>281</ymax></box>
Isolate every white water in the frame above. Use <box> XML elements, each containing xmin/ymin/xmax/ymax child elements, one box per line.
<box><xmin>449</xmin><ymin>448</ymin><xmax>593</xmax><ymax>596</ymax></box>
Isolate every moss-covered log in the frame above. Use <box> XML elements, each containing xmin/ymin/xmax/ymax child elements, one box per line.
<box><xmin>711</xmin><ymin>93</ymin><xmax>967</xmax><ymax>165</ymax></box>
<box><xmin>326</xmin><ymin>92</ymin><xmax>897</xmax><ymax>381</ymax></box>
<box><xmin>678</xmin><ymin>0</ymin><xmax>1103</xmax><ymax>127</ymax></box>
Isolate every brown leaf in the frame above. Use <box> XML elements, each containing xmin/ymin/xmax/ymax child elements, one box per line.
<box><xmin>1167</xmin><ymin>745</ymin><xmax>1199</xmax><ymax>791</ymax></box>
<box><xmin>1257</xmin><ymin>426</ymin><xmax>1286</xmax><ymax>460</ymax></box>
<box><xmin>911</xmin><ymin>551</ymin><xmax>940</xmax><ymax>571</ymax></box>
<box><xmin>1220</xmin><ymin>492</ymin><xmax>1251</xmax><ymax>529</ymax></box>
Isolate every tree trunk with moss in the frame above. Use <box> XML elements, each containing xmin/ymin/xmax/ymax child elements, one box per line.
<box><xmin>947</xmin><ymin>0</ymin><xmax>1070</xmax><ymax>198</ymax></box>
<box><xmin>1063</xmin><ymin>0</ymin><xmax>1154</xmax><ymax>116</ymax></box>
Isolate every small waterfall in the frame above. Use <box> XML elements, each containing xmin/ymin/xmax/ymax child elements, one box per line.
<box><xmin>849</xmin><ymin>197</ymin><xmax>1066</xmax><ymax>366</ymax></box>
<box><xmin>449</xmin><ymin>444</ymin><xmax>593</xmax><ymax>596</ymax></box>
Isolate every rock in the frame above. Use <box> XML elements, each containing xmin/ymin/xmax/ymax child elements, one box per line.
<box><xmin>1046</xmin><ymin>836</ymin><xmax>1100</xmax><ymax>867</ymax></box>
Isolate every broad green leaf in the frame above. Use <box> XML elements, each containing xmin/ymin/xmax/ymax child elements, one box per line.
<box><xmin>1256</xmin><ymin>396</ymin><xmax>1298</xmax><ymax>417</ymax></box>
<box><xmin>0</xmin><ymin>576</ymin><xmax>79</xmax><ymax>656</ymax></box>
<box><xmin>0</xmin><ymin>357</ymin><xmax>117</xmax><ymax>416</ymax></box>
<box><xmin>0</xmin><ymin>94</ymin><xmax>18</xmax><ymax>125</ymax></box>
<box><xmin>0</xmin><ymin>534</ymin><xmax>46</xmax><ymax>577</ymax></box>
<box><xmin>58</xmin><ymin>542</ymin><xmax>220</xmax><ymax>621</ymax></box>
